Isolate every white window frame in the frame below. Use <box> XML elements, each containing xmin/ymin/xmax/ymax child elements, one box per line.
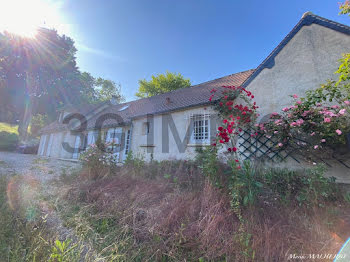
<box><xmin>87</xmin><ymin>130</ymin><xmax>98</xmax><ymax>148</ymax></box>
<box><xmin>142</xmin><ymin>122</ymin><xmax>151</xmax><ymax>135</ymax></box>
<box><xmin>72</xmin><ymin>135</ymin><xmax>81</xmax><ymax>159</ymax></box>
<box><xmin>105</xmin><ymin>127</ymin><xmax>122</xmax><ymax>162</ymax></box>
<box><xmin>124</xmin><ymin>129</ymin><xmax>131</xmax><ymax>159</ymax></box>
<box><xmin>189</xmin><ymin>114</ymin><xmax>210</xmax><ymax>144</ymax></box>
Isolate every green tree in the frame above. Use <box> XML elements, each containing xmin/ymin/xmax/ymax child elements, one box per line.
<box><xmin>340</xmin><ymin>0</ymin><xmax>350</xmax><ymax>16</ymax></box>
<box><xmin>0</xmin><ymin>28</ymin><xmax>83</xmax><ymax>141</ymax></box>
<box><xmin>95</xmin><ymin>77</ymin><xmax>125</xmax><ymax>103</ymax></box>
<box><xmin>0</xmin><ymin>28</ymin><xmax>125</xmax><ymax>141</ymax></box>
<box><xmin>79</xmin><ymin>73</ymin><xmax>125</xmax><ymax>104</ymax></box>
<box><xmin>135</xmin><ymin>71</ymin><xmax>191</xmax><ymax>98</ymax></box>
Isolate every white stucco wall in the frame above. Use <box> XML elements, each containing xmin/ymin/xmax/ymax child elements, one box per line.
<box><xmin>247</xmin><ymin>23</ymin><xmax>350</xmax><ymax>120</ymax></box>
<box><xmin>130</xmin><ymin>106</ymin><xmax>219</xmax><ymax>162</ymax></box>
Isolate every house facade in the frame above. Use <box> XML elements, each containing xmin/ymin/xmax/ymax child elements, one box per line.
<box><xmin>38</xmin><ymin>13</ymin><xmax>350</xmax><ymax>168</ymax></box>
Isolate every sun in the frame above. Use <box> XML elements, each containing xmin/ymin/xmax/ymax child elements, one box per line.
<box><xmin>0</xmin><ymin>0</ymin><xmax>64</xmax><ymax>37</ymax></box>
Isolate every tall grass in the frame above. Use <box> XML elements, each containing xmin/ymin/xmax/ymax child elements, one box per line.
<box><xmin>0</xmin><ymin>122</ymin><xmax>19</xmax><ymax>134</ymax></box>
<box><xmin>56</xmin><ymin>161</ymin><xmax>350</xmax><ymax>261</ymax></box>
<box><xmin>0</xmin><ymin>176</ymin><xmax>51</xmax><ymax>261</ymax></box>
<box><xmin>0</xmin><ymin>175</ymin><xmax>84</xmax><ymax>261</ymax></box>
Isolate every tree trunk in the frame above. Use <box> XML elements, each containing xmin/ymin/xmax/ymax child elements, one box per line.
<box><xmin>18</xmin><ymin>73</ymin><xmax>35</xmax><ymax>142</ymax></box>
<box><xmin>18</xmin><ymin>98</ymin><xmax>33</xmax><ymax>142</ymax></box>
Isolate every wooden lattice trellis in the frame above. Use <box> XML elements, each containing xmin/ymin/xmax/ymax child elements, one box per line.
<box><xmin>237</xmin><ymin>129</ymin><xmax>300</xmax><ymax>163</ymax></box>
<box><xmin>237</xmin><ymin>130</ymin><xmax>350</xmax><ymax>169</ymax></box>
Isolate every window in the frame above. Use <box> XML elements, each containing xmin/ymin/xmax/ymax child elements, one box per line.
<box><xmin>142</xmin><ymin>122</ymin><xmax>151</xmax><ymax>135</ymax></box>
<box><xmin>190</xmin><ymin>114</ymin><xmax>210</xmax><ymax>144</ymax></box>
<box><xmin>86</xmin><ymin>131</ymin><xmax>98</xmax><ymax>148</ymax></box>
<box><xmin>124</xmin><ymin>129</ymin><xmax>131</xmax><ymax>155</ymax></box>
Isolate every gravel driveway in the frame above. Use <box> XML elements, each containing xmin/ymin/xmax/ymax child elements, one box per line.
<box><xmin>0</xmin><ymin>151</ymin><xmax>80</xmax><ymax>182</ymax></box>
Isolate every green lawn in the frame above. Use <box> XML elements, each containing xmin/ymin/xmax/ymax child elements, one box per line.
<box><xmin>0</xmin><ymin>122</ymin><xmax>18</xmax><ymax>134</ymax></box>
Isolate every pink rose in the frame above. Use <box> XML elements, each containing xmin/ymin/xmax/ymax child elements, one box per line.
<box><xmin>314</xmin><ymin>145</ymin><xmax>319</xmax><ymax>149</ymax></box>
<box><xmin>278</xmin><ymin>143</ymin><xmax>283</xmax><ymax>147</ymax></box>
<box><xmin>344</xmin><ymin>101</ymin><xmax>350</xmax><ymax>105</ymax></box>
<box><xmin>310</xmin><ymin>132</ymin><xmax>315</xmax><ymax>136</ymax></box>
<box><xmin>324</xmin><ymin>118</ymin><xmax>331</xmax><ymax>123</ymax></box>
<box><xmin>293</xmin><ymin>94</ymin><xmax>298</xmax><ymax>99</ymax></box>
<box><xmin>296</xmin><ymin>101</ymin><xmax>302</xmax><ymax>105</ymax></box>
<box><xmin>296</xmin><ymin>119</ymin><xmax>304</xmax><ymax>126</ymax></box>
<box><xmin>339</xmin><ymin>109</ymin><xmax>346</xmax><ymax>115</ymax></box>
<box><xmin>336</xmin><ymin>129</ymin><xmax>342</xmax><ymax>135</ymax></box>
<box><xmin>321</xmin><ymin>139</ymin><xmax>326</xmax><ymax>143</ymax></box>
<box><xmin>282</xmin><ymin>107</ymin><xmax>289</xmax><ymax>112</ymax></box>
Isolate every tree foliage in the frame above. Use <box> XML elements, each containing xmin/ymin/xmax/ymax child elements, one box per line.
<box><xmin>135</xmin><ymin>71</ymin><xmax>191</xmax><ymax>98</ymax></box>
<box><xmin>79</xmin><ymin>73</ymin><xmax>125</xmax><ymax>104</ymax></box>
<box><xmin>0</xmin><ymin>28</ymin><xmax>124</xmax><ymax>140</ymax></box>
<box><xmin>340</xmin><ymin>0</ymin><xmax>350</xmax><ymax>16</ymax></box>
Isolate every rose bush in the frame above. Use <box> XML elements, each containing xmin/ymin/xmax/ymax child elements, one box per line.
<box><xmin>210</xmin><ymin>85</ymin><xmax>259</xmax><ymax>163</ymax></box>
<box><xmin>263</xmin><ymin>53</ymin><xmax>350</xmax><ymax>158</ymax></box>
<box><xmin>80</xmin><ymin>142</ymin><xmax>119</xmax><ymax>179</ymax></box>
<box><xmin>208</xmin><ymin>86</ymin><xmax>262</xmax><ymax>209</ymax></box>
<box><xmin>263</xmin><ymin>96</ymin><xmax>350</xmax><ymax>152</ymax></box>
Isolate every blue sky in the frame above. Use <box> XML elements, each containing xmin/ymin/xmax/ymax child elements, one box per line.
<box><xmin>58</xmin><ymin>0</ymin><xmax>349</xmax><ymax>101</ymax></box>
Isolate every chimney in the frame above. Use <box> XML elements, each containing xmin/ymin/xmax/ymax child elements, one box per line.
<box><xmin>110</xmin><ymin>95</ymin><xmax>118</xmax><ymax>105</ymax></box>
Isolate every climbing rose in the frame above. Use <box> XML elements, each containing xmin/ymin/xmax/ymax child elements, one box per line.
<box><xmin>324</xmin><ymin>117</ymin><xmax>331</xmax><ymax>123</ymax></box>
<box><xmin>336</xmin><ymin>129</ymin><xmax>342</xmax><ymax>135</ymax></box>
<box><xmin>339</xmin><ymin>109</ymin><xmax>346</xmax><ymax>115</ymax></box>
<box><xmin>321</xmin><ymin>139</ymin><xmax>326</xmax><ymax>143</ymax></box>
<box><xmin>344</xmin><ymin>101</ymin><xmax>350</xmax><ymax>105</ymax></box>
<box><xmin>293</xmin><ymin>94</ymin><xmax>298</xmax><ymax>99</ymax></box>
<box><xmin>278</xmin><ymin>143</ymin><xmax>283</xmax><ymax>147</ymax></box>
<box><xmin>314</xmin><ymin>145</ymin><xmax>319</xmax><ymax>149</ymax></box>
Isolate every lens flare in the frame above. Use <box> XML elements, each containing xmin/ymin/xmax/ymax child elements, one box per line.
<box><xmin>0</xmin><ymin>0</ymin><xmax>65</xmax><ymax>37</ymax></box>
<box><xmin>334</xmin><ymin>237</ymin><xmax>350</xmax><ymax>262</ymax></box>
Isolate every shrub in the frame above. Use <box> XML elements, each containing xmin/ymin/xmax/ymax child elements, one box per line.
<box><xmin>30</xmin><ymin>114</ymin><xmax>48</xmax><ymax>136</ymax></box>
<box><xmin>0</xmin><ymin>131</ymin><xmax>19</xmax><ymax>151</ymax></box>
<box><xmin>228</xmin><ymin>160</ymin><xmax>262</xmax><ymax>207</ymax></box>
<box><xmin>262</xmin><ymin>165</ymin><xmax>340</xmax><ymax>206</ymax></box>
<box><xmin>195</xmin><ymin>146</ymin><xmax>221</xmax><ymax>187</ymax></box>
<box><xmin>80</xmin><ymin>143</ymin><xmax>119</xmax><ymax>179</ymax></box>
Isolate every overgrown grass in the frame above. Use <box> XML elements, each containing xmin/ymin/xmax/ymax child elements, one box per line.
<box><xmin>0</xmin><ymin>175</ymin><xmax>85</xmax><ymax>261</ymax></box>
<box><xmin>0</xmin><ymin>122</ymin><xmax>19</xmax><ymax>134</ymax></box>
<box><xmin>54</xmin><ymin>161</ymin><xmax>350</xmax><ymax>261</ymax></box>
<box><xmin>1</xmin><ymin>159</ymin><xmax>349</xmax><ymax>261</ymax></box>
<box><xmin>0</xmin><ymin>122</ymin><xmax>33</xmax><ymax>135</ymax></box>
<box><xmin>0</xmin><ymin>175</ymin><xmax>52</xmax><ymax>261</ymax></box>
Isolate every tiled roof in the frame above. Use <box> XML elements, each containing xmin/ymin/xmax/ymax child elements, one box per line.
<box><xmin>85</xmin><ymin>69</ymin><xmax>254</xmax><ymax>129</ymax></box>
<box><xmin>243</xmin><ymin>12</ymin><xmax>350</xmax><ymax>87</ymax></box>
<box><xmin>40</xmin><ymin>69</ymin><xmax>254</xmax><ymax>133</ymax></box>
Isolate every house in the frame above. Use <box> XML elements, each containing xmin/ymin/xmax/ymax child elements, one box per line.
<box><xmin>38</xmin><ymin>12</ymin><xmax>350</xmax><ymax>166</ymax></box>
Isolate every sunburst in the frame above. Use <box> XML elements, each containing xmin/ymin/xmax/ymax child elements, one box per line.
<box><xmin>0</xmin><ymin>0</ymin><xmax>65</xmax><ymax>38</ymax></box>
